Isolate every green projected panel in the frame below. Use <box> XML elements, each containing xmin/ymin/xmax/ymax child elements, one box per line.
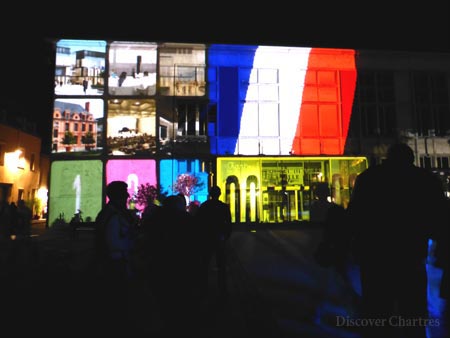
<box><xmin>49</xmin><ymin>160</ymin><xmax>103</xmax><ymax>227</ymax></box>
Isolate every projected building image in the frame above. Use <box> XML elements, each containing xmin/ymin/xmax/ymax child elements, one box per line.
<box><xmin>216</xmin><ymin>156</ymin><xmax>367</xmax><ymax>223</ymax></box>
<box><xmin>108</xmin><ymin>41</ymin><xmax>157</xmax><ymax>96</ymax></box>
<box><xmin>106</xmin><ymin>99</ymin><xmax>157</xmax><ymax>156</ymax></box>
<box><xmin>48</xmin><ymin>39</ymin><xmax>370</xmax><ymax>225</ymax></box>
<box><xmin>52</xmin><ymin>98</ymin><xmax>104</xmax><ymax>155</ymax></box>
<box><xmin>54</xmin><ymin>39</ymin><xmax>106</xmax><ymax>96</ymax></box>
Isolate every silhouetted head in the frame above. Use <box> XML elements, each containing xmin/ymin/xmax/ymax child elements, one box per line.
<box><xmin>176</xmin><ymin>193</ymin><xmax>187</xmax><ymax>208</ymax></box>
<box><xmin>314</xmin><ymin>182</ymin><xmax>330</xmax><ymax>201</ymax></box>
<box><xmin>106</xmin><ymin>181</ymin><xmax>129</xmax><ymax>202</ymax></box>
<box><xmin>188</xmin><ymin>201</ymin><xmax>200</xmax><ymax>214</ymax></box>
<box><xmin>386</xmin><ymin>143</ymin><xmax>415</xmax><ymax>166</ymax></box>
<box><xmin>163</xmin><ymin>195</ymin><xmax>186</xmax><ymax>212</ymax></box>
<box><xmin>209</xmin><ymin>186</ymin><xmax>221</xmax><ymax>199</ymax></box>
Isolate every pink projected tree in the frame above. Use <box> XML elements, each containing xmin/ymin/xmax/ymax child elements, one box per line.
<box><xmin>134</xmin><ymin>183</ymin><xmax>159</xmax><ymax>208</ymax></box>
<box><xmin>173</xmin><ymin>173</ymin><xmax>203</xmax><ymax>200</ymax></box>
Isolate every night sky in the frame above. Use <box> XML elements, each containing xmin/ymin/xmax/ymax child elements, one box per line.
<box><xmin>2</xmin><ymin>5</ymin><xmax>449</xmax><ymax>153</ymax></box>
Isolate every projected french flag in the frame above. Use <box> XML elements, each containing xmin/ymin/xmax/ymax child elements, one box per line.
<box><xmin>208</xmin><ymin>45</ymin><xmax>357</xmax><ymax>155</ymax></box>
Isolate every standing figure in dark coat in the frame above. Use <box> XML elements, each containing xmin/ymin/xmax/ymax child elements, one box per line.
<box><xmin>82</xmin><ymin>78</ymin><xmax>88</xmax><ymax>94</ymax></box>
<box><xmin>197</xmin><ymin>186</ymin><xmax>232</xmax><ymax>299</ymax></box>
<box><xmin>118</xmin><ymin>72</ymin><xmax>127</xmax><ymax>87</ymax></box>
<box><xmin>94</xmin><ymin>180</ymin><xmax>138</xmax><ymax>335</ymax></box>
<box><xmin>347</xmin><ymin>143</ymin><xmax>447</xmax><ymax>338</ymax></box>
<box><xmin>147</xmin><ymin>195</ymin><xmax>203</xmax><ymax>335</ymax></box>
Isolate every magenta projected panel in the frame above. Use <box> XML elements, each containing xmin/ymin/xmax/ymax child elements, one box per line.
<box><xmin>106</xmin><ymin>159</ymin><xmax>157</xmax><ymax>210</ymax></box>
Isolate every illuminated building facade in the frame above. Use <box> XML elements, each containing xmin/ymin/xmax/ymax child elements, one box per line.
<box><xmin>0</xmin><ymin>123</ymin><xmax>49</xmax><ymax>217</ymax></box>
<box><xmin>47</xmin><ymin>40</ymin><xmax>450</xmax><ymax>225</ymax></box>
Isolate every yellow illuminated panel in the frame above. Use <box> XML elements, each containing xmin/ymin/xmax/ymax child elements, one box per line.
<box><xmin>216</xmin><ymin>156</ymin><xmax>367</xmax><ymax>223</ymax></box>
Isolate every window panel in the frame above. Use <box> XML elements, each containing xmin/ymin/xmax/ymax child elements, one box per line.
<box><xmin>237</xmin><ymin>138</ymin><xmax>259</xmax><ymax>155</ymax></box>
<box><xmin>318</xmin><ymin>87</ymin><xmax>338</xmax><ymax>102</ymax></box>
<box><xmin>240</xmin><ymin>103</ymin><xmax>258</xmax><ymax>136</ymax></box>
<box><xmin>320</xmin><ymin>105</ymin><xmax>339</xmax><ymax>136</ymax></box>
<box><xmin>302</xmin><ymin>86</ymin><xmax>318</xmax><ymax>101</ymax></box>
<box><xmin>259</xmin><ymin>68</ymin><xmax>278</xmax><ymax>83</ymax></box>
<box><xmin>259</xmin><ymin>103</ymin><xmax>279</xmax><ymax>136</ymax></box>
<box><xmin>300</xmin><ymin>104</ymin><xmax>319</xmax><ymax>137</ymax></box>
<box><xmin>248</xmin><ymin>69</ymin><xmax>258</xmax><ymax>83</ymax></box>
<box><xmin>317</xmin><ymin>71</ymin><xmax>337</xmax><ymax>85</ymax></box>
<box><xmin>304</xmin><ymin>70</ymin><xmax>317</xmax><ymax>85</ymax></box>
<box><xmin>260</xmin><ymin>137</ymin><xmax>280</xmax><ymax>154</ymax></box>
<box><xmin>245</xmin><ymin>84</ymin><xmax>259</xmax><ymax>101</ymax></box>
<box><xmin>353</xmin><ymin>70</ymin><xmax>396</xmax><ymax>137</ymax></box>
<box><xmin>259</xmin><ymin>84</ymin><xmax>279</xmax><ymax>101</ymax></box>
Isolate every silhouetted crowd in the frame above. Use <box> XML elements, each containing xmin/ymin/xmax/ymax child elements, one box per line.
<box><xmin>94</xmin><ymin>182</ymin><xmax>232</xmax><ymax>336</ymax></box>
<box><xmin>94</xmin><ymin>143</ymin><xmax>449</xmax><ymax>337</ymax></box>
<box><xmin>1</xmin><ymin>143</ymin><xmax>448</xmax><ymax>338</ymax></box>
<box><xmin>0</xmin><ymin>199</ymin><xmax>33</xmax><ymax>240</ymax></box>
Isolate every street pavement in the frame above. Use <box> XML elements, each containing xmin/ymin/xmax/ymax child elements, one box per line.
<box><xmin>0</xmin><ymin>221</ymin><xmax>278</xmax><ymax>337</ymax></box>
<box><xmin>230</xmin><ymin>224</ymin><xmax>449</xmax><ymax>338</ymax></box>
<box><xmin>0</xmin><ymin>220</ymin><xmax>447</xmax><ymax>337</ymax></box>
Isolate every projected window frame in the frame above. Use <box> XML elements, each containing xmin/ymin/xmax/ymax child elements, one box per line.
<box><xmin>106</xmin><ymin>99</ymin><xmax>157</xmax><ymax>156</ymax></box>
<box><xmin>158</xmin><ymin>43</ymin><xmax>207</xmax><ymax>97</ymax></box>
<box><xmin>108</xmin><ymin>41</ymin><xmax>157</xmax><ymax>96</ymax></box>
<box><xmin>237</xmin><ymin>67</ymin><xmax>281</xmax><ymax>155</ymax></box>
<box><xmin>48</xmin><ymin>160</ymin><xmax>103</xmax><ymax>227</ymax></box>
<box><xmin>216</xmin><ymin>156</ymin><xmax>368</xmax><ymax>223</ymax></box>
<box><xmin>51</xmin><ymin>98</ymin><xmax>105</xmax><ymax>155</ymax></box>
<box><xmin>159</xmin><ymin>158</ymin><xmax>209</xmax><ymax>204</ymax></box>
<box><xmin>106</xmin><ymin>159</ymin><xmax>157</xmax><ymax>211</ymax></box>
<box><xmin>54</xmin><ymin>39</ymin><xmax>106</xmax><ymax>96</ymax></box>
<box><xmin>158</xmin><ymin>100</ymin><xmax>210</xmax><ymax>156</ymax></box>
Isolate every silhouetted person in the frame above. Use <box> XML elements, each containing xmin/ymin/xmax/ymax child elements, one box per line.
<box><xmin>148</xmin><ymin>195</ymin><xmax>203</xmax><ymax>335</ymax></box>
<box><xmin>312</xmin><ymin>183</ymin><xmax>358</xmax><ymax>320</ymax></box>
<box><xmin>188</xmin><ymin>200</ymin><xmax>200</xmax><ymax>216</ymax></box>
<box><xmin>140</xmin><ymin>194</ymin><xmax>160</xmax><ymax>231</ymax></box>
<box><xmin>310</xmin><ymin>182</ymin><xmax>333</xmax><ymax>224</ymax></box>
<box><xmin>6</xmin><ymin>200</ymin><xmax>34</xmax><ymax>273</ymax></box>
<box><xmin>197</xmin><ymin>186</ymin><xmax>232</xmax><ymax>299</ymax></box>
<box><xmin>314</xmin><ymin>198</ymin><xmax>352</xmax><ymax>277</ymax></box>
<box><xmin>176</xmin><ymin>192</ymin><xmax>188</xmax><ymax>211</ymax></box>
<box><xmin>9</xmin><ymin>202</ymin><xmax>18</xmax><ymax>237</ymax></box>
<box><xmin>16</xmin><ymin>199</ymin><xmax>32</xmax><ymax>239</ymax></box>
<box><xmin>82</xmin><ymin>78</ymin><xmax>88</xmax><ymax>94</ymax></box>
<box><xmin>118</xmin><ymin>72</ymin><xmax>127</xmax><ymax>87</ymax></box>
<box><xmin>0</xmin><ymin>200</ymin><xmax>12</xmax><ymax>239</ymax></box>
<box><xmin>94</xmin><ymin>180</ymin><xmax>137</xmax><ymax>335</ymax></box>
<box><xmin>347</xmin><ymin>143</ymin><xmax>447</xmax><ymax>338</ymax></box>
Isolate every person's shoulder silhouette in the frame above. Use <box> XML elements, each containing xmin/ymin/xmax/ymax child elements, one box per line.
<box><xmin>200</xmin><ymin>186</ymin><xmax>230</xmax><ymax>212</ymax></box>
<box><xmin>346</xmin><ymin>143</ymin><xmax>448</xmax><ymax>338</ymax></box>
<box><xmin>198</xmin><ymin>186</ymin><xmax>232</xmax><ymax>239</ymax></box>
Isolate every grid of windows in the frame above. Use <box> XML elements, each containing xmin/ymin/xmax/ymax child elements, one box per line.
<box><xmin>411</xmin><ymin>72</ymin><xmax>450</xmax><ymax>137</ymax></box>
<box><xmin>238</xmin><ymin>67</ymin><xmax>281</xmax><ymax>154</ymax></box>
<box><xmin>351</xmin><ymin>70</ymin><xmax>396</xmax><ymax>138</ymax></box>
<box><xmin>53</xmin><ymin>41</ymin><xmax>208</xmax><ymax>157</ymax></box>
<box><xmin>420</xmin><ymin>155</ymin><xmax>450</xmax><ymax>169</ymax></box>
